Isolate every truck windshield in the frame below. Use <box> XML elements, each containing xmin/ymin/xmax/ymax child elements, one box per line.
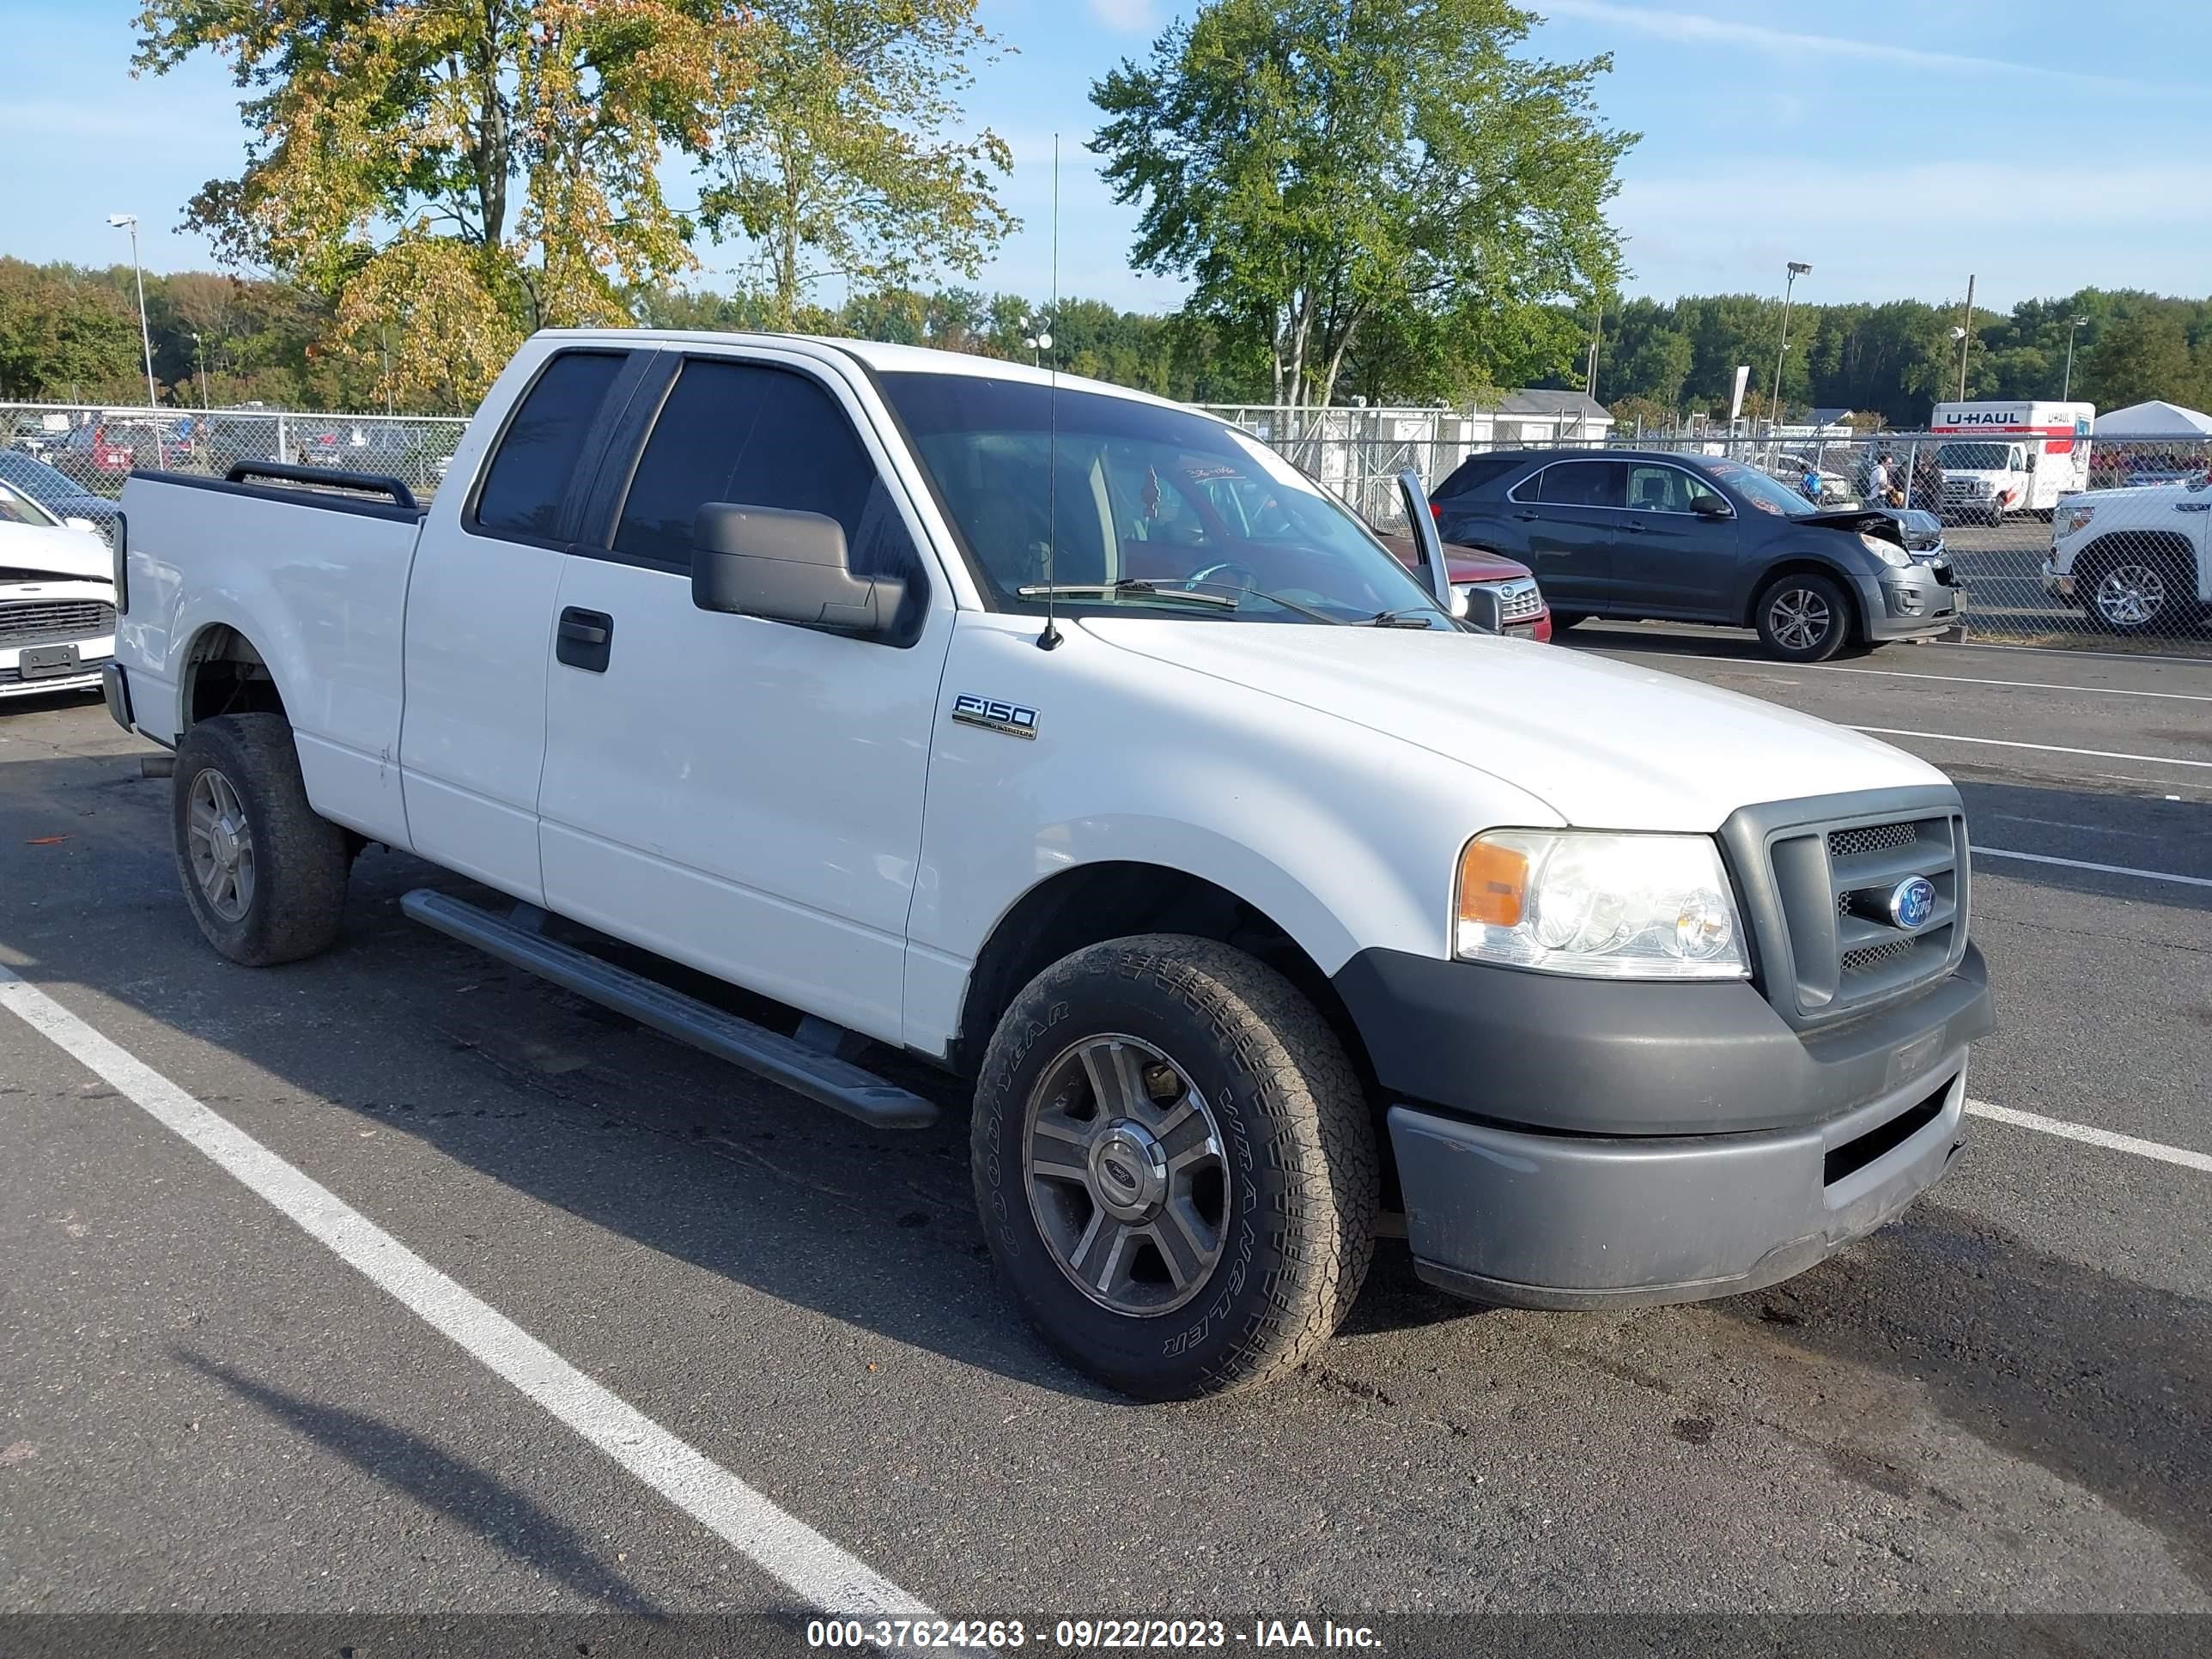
<box><xmin>1936</xmin><ymin>443</ymin><xmax>2010</xmax><ymax>470</ymax></box>
<box><xmin>876</xmin><ymin>371</ymin><xmax>1451</xmax><ymax>626</ymax></box>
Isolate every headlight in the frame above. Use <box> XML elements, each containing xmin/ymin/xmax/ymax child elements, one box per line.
<box><xmin>1859</xmin><ymin>532</ymin><xmax>1911</xmax><ymax>567</ymax></box>
<box><xmin>2059</xmin><ymin>502</ymin><xmax>2095</xmax><ymax>537</ymax></box>
<box><xmin>1455</xmin><ymin>830</ymin><xmax>1748</xmax><ymax>980</ymax></box>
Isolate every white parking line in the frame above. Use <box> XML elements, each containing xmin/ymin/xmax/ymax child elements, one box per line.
<box><xmin>1973</xmin><ymin>847</ymin><xmax>2212</xmax><ymax>890</ymax></box>
<box><xmin>1966</xmin><ymin>1099</ymin><xmax>2212</xmax><ymax>1175</ymax></box>
<box><xmin>1852</xmin><ymin>726</ymin><xmax>2212</xmax><ymax>769</ymax></box>
<box><xmin>1625</xmin><ymin>654</ymin><xmax>2212</xmax><ymax>702</ymax></box>
<box><xmin>0</xmin><ymin>965</ymin><xmax>937</xmax><ymax>1623</ymax></box>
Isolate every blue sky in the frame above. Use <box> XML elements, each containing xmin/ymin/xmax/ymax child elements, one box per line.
<box><xmin>4</xmin><ymin>0</ymin><xmax>2207</xmax><ymax>313</ymax></box>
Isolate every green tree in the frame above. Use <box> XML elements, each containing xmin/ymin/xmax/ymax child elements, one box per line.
<box><xmin>2078</xmin><ymin>310</ymin><xmax>2204</xmax><ymax>410</ymax></box>
<box><xmin>1091</xmin><ymin>0</ymin><xmax>1632</xmax><ymax>412</ymax></box>
<box><xmin>699</xmin><ymin>0</ymin><xmax>1013</xmax><ymax>331</ymax></box>
<box><xmin>134</xmin><ymin>0</ymin><xmax>757</xmax><ymax>405</ymax></box>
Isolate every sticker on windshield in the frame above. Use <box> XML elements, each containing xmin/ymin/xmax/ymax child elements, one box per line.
<box><xmin>951</xmin><ymin>694</ymin><xmax>1039</xmax><ymax>740</ymax></box>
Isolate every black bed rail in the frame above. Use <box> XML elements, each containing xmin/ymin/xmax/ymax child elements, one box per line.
<box><xmin>223</xmin><ymin>459</ymin><xmax>419</xmax><ymax>510</ymax></box>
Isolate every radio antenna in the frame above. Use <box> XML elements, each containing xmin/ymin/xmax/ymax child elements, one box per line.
<box><xmin>1037</xmin><ymin>133</ymin><xmax>1063</xmax><ymax>651</ymax></box>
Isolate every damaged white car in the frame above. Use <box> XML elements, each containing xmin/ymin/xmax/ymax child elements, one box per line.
<box><xmin>0</xmin><ymin>480</ymin><xmax>117</xmax><ymax>702</ymax></box>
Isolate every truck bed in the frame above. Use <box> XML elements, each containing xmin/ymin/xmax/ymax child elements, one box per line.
<box><xmin>117</xmin><ymin>465</ymin><xmax>429</xmax><ymax>846</ymax></box>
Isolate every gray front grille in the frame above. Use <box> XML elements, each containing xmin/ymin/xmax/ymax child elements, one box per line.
<box><xmin>1830</xmin><ymin>822</ymin><xmax>1917</xmax><ymax>859</ymax></box>
<box><xmin>1759</xmin><ymin>808</ymin><xmax>1966</xmax><ymax>1021</ymax></box>
<box><xmin>1843</xmin><ymin>939</ymin><xmax>1917</xmax><ymax>975</ymax></box>
<box><xmin>0</xmin><ymin>600</ymin><xmax>116</xmax><ymax>648</ymax></box>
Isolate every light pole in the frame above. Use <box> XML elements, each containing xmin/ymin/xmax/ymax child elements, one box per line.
<box><xmin>106</xmin><ymin>214</ymin><xmax>160</xmax><ymax>410</ymax></box>
<box><xmin>1767</xmin><ymin>260</ymin><xmax>1812</xmax><ymax>457</ymax></box>
<box><xmin>191</xmin><ymin>331</ymin><xmax>209</xmax><ymax>409</ymax></box>
<box><xmin>2062</xmin><ymin>315</ymin><xmax>2087</xmax><ymax>400</ymax></box>
<box><xmin>1951</xmin><ymin>326</ymin><xmax>1971</xmax><ymax>400</ymax></box>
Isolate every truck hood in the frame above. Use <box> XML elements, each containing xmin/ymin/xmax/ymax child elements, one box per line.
<box><xmin>0</xmin><ymin>522</ymin><xmax>112</xmax><ymax>582</ymax></box>
<box><xmin>1081</xmin><ymin>618</ymin><xmax>1946</xmax><ymax>833</ymax></box>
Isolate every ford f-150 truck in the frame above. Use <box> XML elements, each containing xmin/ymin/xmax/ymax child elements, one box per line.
<box><xmin>108</xmin><ymin>331</ymin><xmax>1994</xmax><ymax>1401</ymax></box>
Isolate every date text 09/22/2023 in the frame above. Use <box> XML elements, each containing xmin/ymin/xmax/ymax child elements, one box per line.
<box><xmin>805</xmin><ymin>1618</ymin><xmax>1385</xmax><ymax>1650</ymax></box>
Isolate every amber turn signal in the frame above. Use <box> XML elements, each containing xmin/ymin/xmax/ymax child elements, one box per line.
<box><xmin>1456</xmin><ymin>837</ymin><xmax>1528</xmax><ymax>929</ymax></box>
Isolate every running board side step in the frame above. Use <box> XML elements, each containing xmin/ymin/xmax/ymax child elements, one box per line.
<box><xmin>400</xmin><ymin>890</ymin><xmax>937</xmax><ymax>1129</ymax></box>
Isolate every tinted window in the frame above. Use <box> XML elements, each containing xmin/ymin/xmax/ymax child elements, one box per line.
<box><xmin>613</xmin><ymin>360</ymin><xmax>921</xmax><ymax>588</ymax></box>
<box><xmin>1626</xmin><ymin>464</ymin><xmax>1725</xmax><ymax>514</ymax></box>
<box><xmin>1433</xmin><ymin>452</ymin><xmax>1526</xmax><ymax>498</ymax></box>
<box><xmin>1536</xmin><ymin>460</ymin><xmax>1625</xmax><ymax>508</ymax></box>
<box><xmin>473</xmin><ymin>351</ymin><xmax>624</xmax><ymax>539</ymax></box>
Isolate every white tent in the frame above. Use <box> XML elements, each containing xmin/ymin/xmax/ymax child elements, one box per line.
<box><xmin>2094</xmin><ymin>399</ymin><xmax>2212</xmax><ymax>439</ymax></box>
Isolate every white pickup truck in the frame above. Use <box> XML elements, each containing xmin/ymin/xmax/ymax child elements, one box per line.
<box><xmin>108</xmin><ymin>331</ymin><xmax>1993</xmax><ymax>1400</ymax></box>
<box><xmin>2044</xmin><ymin>476</ymin><xmax>2212</xmax><ymax>635</ymax></box>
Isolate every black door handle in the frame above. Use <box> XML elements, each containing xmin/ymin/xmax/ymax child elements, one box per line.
<box><xmin>556</xmin><ymin>607</ymin><xmax>613</xmax><ymax>672</ymax></box>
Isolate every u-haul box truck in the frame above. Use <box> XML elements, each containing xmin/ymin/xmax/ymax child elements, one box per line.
<box><xmin>1928</xmin><ymin>400</ymin><xmax>2094</xmax><ymax>522</ymax></box>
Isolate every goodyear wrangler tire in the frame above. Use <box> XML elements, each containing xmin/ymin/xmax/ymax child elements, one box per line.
<box><xmin>972</xmin><ymin>934</ymin><xmax>1379</xmax><ymax>1401</ymax></box>
<box><xmin>173</xmin><ymin>713</ymin><xmax>350</xmax><ymax>966</ymax></box>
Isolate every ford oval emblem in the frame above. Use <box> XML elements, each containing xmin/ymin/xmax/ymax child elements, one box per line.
<box><xmin>1887</xmin><ymin>876</ymin><xmax>1937</xmax><ymax>932</ymax></box>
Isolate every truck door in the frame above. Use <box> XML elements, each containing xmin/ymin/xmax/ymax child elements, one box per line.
<box><xmin>398</xmin><ymin>347</ymin><xmax>647</xmax><ymax>902</ymax></box>
<box><xmin>536</xmin><ymin>349</ymin><xmax>952</xmax><ymax>1048</ymax></box>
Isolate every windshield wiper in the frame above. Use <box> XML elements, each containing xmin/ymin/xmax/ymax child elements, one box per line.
<box><xmin>1176</xmin><ymin>580</ymin><xmax>1353</xmax><ymax>625</ymax></box>
<box><xmin>1364</xmin><ymin>606</ymin><xmax>1443</xmax><ymax>628</ymax></box>
<box><xmin>1016</xmin><ymin>579</ymin><xmax>1237</xmax><ymax>609</ymax></box>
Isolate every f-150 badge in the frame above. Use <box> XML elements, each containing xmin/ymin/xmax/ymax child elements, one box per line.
<box><xmin>951</xmin><ymin>694</ymin><xmax>1038</xmax><ymax>739</ymax></box>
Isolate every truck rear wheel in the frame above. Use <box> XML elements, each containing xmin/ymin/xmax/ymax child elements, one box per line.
<box><xmin>172</xmin><ymin>713</ymin><xmax>351</xmax><ymax>965</ymax></box>
<box><xmin>971</xmin><ymin>935</ymin><xmax>1378</xmax><ymax>1401</ymax></box>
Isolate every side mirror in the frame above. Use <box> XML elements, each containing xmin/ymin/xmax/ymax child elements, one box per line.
<box><xmin>64</xmin><ymin>516</ymin><xmax>100</xmax><ymax>535</ymax></box>
<box><xmin>1456</xmin><ymin>584</ymin><xmax>1504</xmax><ymax>635</ymax></box>
<box><xmin>691</xmin><ymin>502</ymin><xmax>903</xmax><ymax>637</ymax></box>
<box><xmin>1691</xmin><ymin>495</ymin><xmax>1733</xmax><ymax>519</ymax></box>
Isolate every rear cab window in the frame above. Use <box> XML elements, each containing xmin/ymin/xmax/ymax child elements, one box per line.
<box><xmin>471</xmin><ymin>351</ymin><xmax>628</xmax><ymax>542</ymax></box>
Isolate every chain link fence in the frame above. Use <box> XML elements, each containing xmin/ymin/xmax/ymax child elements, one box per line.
<box><xmin>8</xmin><ymin>397</ymin><xmax>2206</xmax><ymax>649</ymax></box>
<box><xmin>3</xmin><ymin>404</ymin><xmax>470</xmax><ymax>538</ymax></box>
<box><xmin>1200</xmin><ymin>405</ymin><xmax>2211</xmax><ymax>652</ymax></box>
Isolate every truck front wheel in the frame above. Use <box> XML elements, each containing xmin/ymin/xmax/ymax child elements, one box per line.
<box><xmin>971</xmin><ymin>935</ymin><xmax>1379</xmax><ymax>1401</ymax></box>
<box><xmin>172</xmin><ymin>712</ymin><xmax>351</xmax><ymax>965</ymax></box>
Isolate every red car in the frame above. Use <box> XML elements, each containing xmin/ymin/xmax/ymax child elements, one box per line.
<box><xmin>1378</xmin><ymin>532</ymin><xmax>1553</xmax><ymax>641</ymax></box>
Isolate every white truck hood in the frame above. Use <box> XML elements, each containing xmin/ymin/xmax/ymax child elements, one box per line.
<box><xmin>1083</xmin><ymin>619</ymin><xmax>1947</xmax><ymax>833</ymax></box>
<box><xmin>0</xmin><ymin>522</ymin><xmax>112</xmax><ymax>582</ymax></box>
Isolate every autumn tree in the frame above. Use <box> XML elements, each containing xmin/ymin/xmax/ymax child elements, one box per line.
<box><xmin>133</xmin><ymin>0</ymin><xmax>757</xmax><ymax>406</ymax></box>
<box><xmin>699</xmin><ymin>0</ymin><xmax>1014</xmax><ymax>331</ymax></box>
<box><xmin>1091</xmin><ymin>0</ymin><xmax>1632</xmax><ymax>414</ymax></box>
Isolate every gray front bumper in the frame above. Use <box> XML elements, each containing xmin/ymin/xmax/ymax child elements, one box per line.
<box><xmin>1863</xmin><ymin>564</ymin><xmax>1963</xmax><ymax>638</ymax></box>
<box><xmin>1389</xmin><ymin>1057</ymin><xmax>1969</xmax><ymax>1310</ymax></box>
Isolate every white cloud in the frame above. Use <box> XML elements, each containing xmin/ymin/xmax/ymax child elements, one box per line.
<box><xmin>1087</xmin><ymin>0</ymin><xmax>1158</xmax><ymax>32</ymax></box>
<box><xmin>1540</xmin><ymin>0</ymin><xmax>2158</xmax><ymax>90</ymax></box>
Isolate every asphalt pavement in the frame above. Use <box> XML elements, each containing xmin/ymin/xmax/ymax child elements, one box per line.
<box><xmin>1</xmin><ymin>635</ymin><xmax>2207</xmax><ymax>1648</ymax></box>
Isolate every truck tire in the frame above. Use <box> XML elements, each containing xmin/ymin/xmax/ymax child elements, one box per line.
<box><xmin>971</xmin><ymin>934</ymin><xmax>1379</xmax><ymax>1401</ymax></box>
<box><xmin>2080</xmin><ymin>544</ymin><xmax>2194</xmax><ymax>636</ymax></box>
<box><xmin>172</xmin><ymin>713</ymin><xmax>350</xmax><ymax>965</ymax></box>
<box><xmin>1753</xmin><ymin>572</ymin><xmax>1855</xmax><ymax>663</ymax></box>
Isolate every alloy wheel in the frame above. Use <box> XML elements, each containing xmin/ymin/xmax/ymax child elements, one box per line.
<box><xmin>1766</xmin><ymin>586</ymin><xmax>1832</xmax><ymax>653</ymax></box>
<box><xmin>185</xmin><ymin>767</ymin><xmax>256</xmax><ymax>921</ymax></box>
<box><xmin>1023</xmin><ymin>1034</ymin><xmax>1229</xmax><ymax>1317</ymax></box>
